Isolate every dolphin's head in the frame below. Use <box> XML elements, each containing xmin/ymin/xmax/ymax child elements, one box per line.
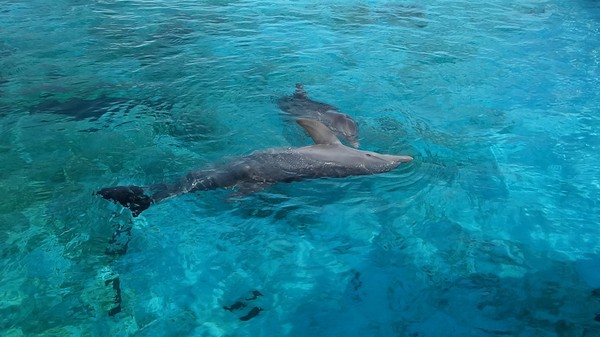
<box><xmin>338</xmin><ymin>119</ymin><xmax>359</xmax><ymax>148</ymax></box>
<box><xmin>359</xmin><ymin>151</ymin><xmax>413</xmax><ymax>171</ymax></box>
<box><xmin>323</xmin><ymin>111</ymin><xmax>360</xmax><ymax>148</ymax></box>
<box><xmin>296</xmin><ymin>118</ymin><xmax>412</xmax><ymax>174</ymax></box>
<box><xmin>311</xmin><ymin>146</ymin><xmax>413</xmax><ymax>174</ymax></box>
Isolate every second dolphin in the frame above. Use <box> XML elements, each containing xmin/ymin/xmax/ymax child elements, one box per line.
<box><xmin>277</xmin><ymin>83</ymin><xmax>359</xmax><ymax>147</ymax></box>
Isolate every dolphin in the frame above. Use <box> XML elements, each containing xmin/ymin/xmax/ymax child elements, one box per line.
<box><xmin>97</xmin><ymin>119</ymin><xmax>412</xmax><ymax>217</ymax></box>
<box><xmin>277</xmin><ymin>83</ymin><xmax>360</xmax><ymax>147</ymax></box>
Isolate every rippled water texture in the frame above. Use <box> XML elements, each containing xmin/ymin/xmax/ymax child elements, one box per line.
<box><xmin>1</xmin><ymin>0</ymin><xmax>599</xmax><ymax>336</ymax></box>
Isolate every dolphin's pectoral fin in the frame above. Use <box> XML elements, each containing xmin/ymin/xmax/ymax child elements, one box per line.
<box><xmin>296</xmin><ymin>119</ymin><xmax>342</xmax><ymax>145</ymax></box>
<box><xmin>97</xmin><ymin>185</ymin><xmax>153</xmax><ymax>217</ymax></box>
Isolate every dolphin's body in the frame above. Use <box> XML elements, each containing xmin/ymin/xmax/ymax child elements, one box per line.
<box><xmin>98</xmin><ymin>119</ymin><xmax>412</xmax><ymax>216</ymax></box>
<box><xmin>277</xmin><ymin>84</ymin><xmax>359</xmax><ymax>147</ymax></box>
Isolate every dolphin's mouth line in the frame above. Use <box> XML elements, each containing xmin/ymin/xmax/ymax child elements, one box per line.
<box><xmin>365</xmin><ymin>153</ymin><xmax>391</xmax><ymax>163</ymax></box>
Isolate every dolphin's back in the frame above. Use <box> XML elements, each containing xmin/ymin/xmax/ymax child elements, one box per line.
<box><xmin>277</xmin><ymin>95</ymin><xmax>337</xmax><ymax>117</ymax></box>
<box><xmin>197</xmin><ymin>147</ymin><xmax>399</xmax><ymax>189</ymax></box>
<box><xmin>194</xmin><ymin>150</ymin><xmax>336</xmax><ymax>188</ymax></box>
<box><xmin>180</xmin><ymin>147</ymin><xmax>384</xmax><ymax>195</ymax></box>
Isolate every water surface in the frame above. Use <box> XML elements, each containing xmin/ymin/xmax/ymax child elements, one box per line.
<box><xmin>1</xmin><ymin>0</ymin><xmax>599</xmax><ymax>336</ymax></box>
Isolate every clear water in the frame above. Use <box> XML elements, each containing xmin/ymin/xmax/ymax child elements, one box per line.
<box><xmin>1</xmin><ymin>0</ymin><xmax>599</xmax><ymax>336</ymax></box>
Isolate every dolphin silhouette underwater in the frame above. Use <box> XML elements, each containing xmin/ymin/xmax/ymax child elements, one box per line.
<box><xmin>277</xmin><ymin>83</ymin><xmax>360</xmax><ymax>147</ymax></box>
<box><xmin>97</xmin><ymin>119</ymin><xmax>413</xmax><ymax>216</ymax></box>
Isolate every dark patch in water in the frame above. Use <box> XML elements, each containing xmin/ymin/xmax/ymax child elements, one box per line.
<box><xmin>28</xmin><ymin>95</ymin><xmax>174</xmax><ymax>131</ymax></box>
<box><xmin>105</xmin><ymin>219</ymin><xmax>134</xmax><ymax>256</ymax></box>
<box><xmin>153</xmin><ymin>21</ymin><xmax>197</xmax><ymax>47</ymax></box>
<box><xmin>79</xmin><ymin>127</ymin><xmax>102</xmax><ymax>133</ymax></box>
<box><xmin>345</xmin><ymin>269</ymin><xmax>365</xmax><ymax>301</ymax></box>
<box><xmin>374</xmin><ymin>4</ymin><xmax>428</xmax><ymax>28</ymax></box>
<box><xmin>239</xmin><ymin>307</ymin><xmax>263</xmax><ymax>321</ymax></box>
<box><xmin>223</xmin><ymin>301</ymin><xmax>246</xmax><ymax>312</ymax></box>
<box><xmin>29</xmin><ymin>96</ymin><xmax>135</xmax><ymax>121</ymax></box>
<box><xmin>0</xmin><ymin>77</ymin><xmax>7</xmax><ymax>105</ymax></box>
<box><xmin>245</xmin><ymin>290</ymin><xmax>263</xmax><ymax>301</ymax></box>
<box><xmin>105</xmin><ymin>276</ymin><xmax>122</xmax><ymax>316</ymax></box>
<box><xmin>332</xmin><ymin>3</ymin><xmax>428</xmax><ymax>30</ymax></box>
<box><xmin>0</xmin><ymin>42</ymin><xmax>16</xmax><ymax>57</ymax></box>
<box><xmin>223</xmin><ymin>290</ymin><xmax>264</xmax><ymax>320</ymax></box>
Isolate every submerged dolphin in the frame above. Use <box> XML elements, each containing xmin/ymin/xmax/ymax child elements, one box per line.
<box><xmin>97</xmin><ymin>119</ymin><xmax>412</xmax><ymax>216</ymax></box>
<box><xmin>277</xmin><ymin>83</ymin><xmax>360</xmax><ymax>147</ymax></box>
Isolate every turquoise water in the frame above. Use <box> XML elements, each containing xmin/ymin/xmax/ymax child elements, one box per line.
<box><xmin>1</xmin><ymin>0</ymin><xmax>600</xmax><ymax>336</ymax></box>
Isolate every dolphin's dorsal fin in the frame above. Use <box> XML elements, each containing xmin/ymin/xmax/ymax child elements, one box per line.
<box><xmin>296</xmin><ymin>119</ymin><xmax>342</xmax><ymax>145</ymax></box>
<box><xmin>294</xmin><ymin>83</ymin><xmax>308</xmax><ymax>98</ymax></box>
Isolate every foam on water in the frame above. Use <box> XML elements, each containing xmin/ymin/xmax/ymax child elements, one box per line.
<box><xmin>1</xmin><ymin>0</ymin><xmax>599</xmax><ymax>336</ymax></box>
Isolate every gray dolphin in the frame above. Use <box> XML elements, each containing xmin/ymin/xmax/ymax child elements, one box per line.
<box><xmin>277</xmin><ymin>83</ymin><xmax>360</xmax><ymax>147</ymax></box>
<box><xmin>97</xmin><ymin>119</ymin><xmax>412</xmax><ymax>216</ymax></box>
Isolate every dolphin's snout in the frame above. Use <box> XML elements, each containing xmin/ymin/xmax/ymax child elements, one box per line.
<box><xmin>368</xmin><ymin>153</ymin><xmax>413</xmax><ymax>164</ymax></box>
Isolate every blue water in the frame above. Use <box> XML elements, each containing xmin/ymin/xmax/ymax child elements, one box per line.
<box><xmin>1</xmin><ymin>0</ymin><xmax>600</xmax><ymax>336</ymax></box>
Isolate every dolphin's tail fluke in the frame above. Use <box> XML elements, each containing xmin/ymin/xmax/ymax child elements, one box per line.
<box><xmin>97</xmin><ymin>185</ymin><xmax>153</xmax><ymax>217</ymax></box>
